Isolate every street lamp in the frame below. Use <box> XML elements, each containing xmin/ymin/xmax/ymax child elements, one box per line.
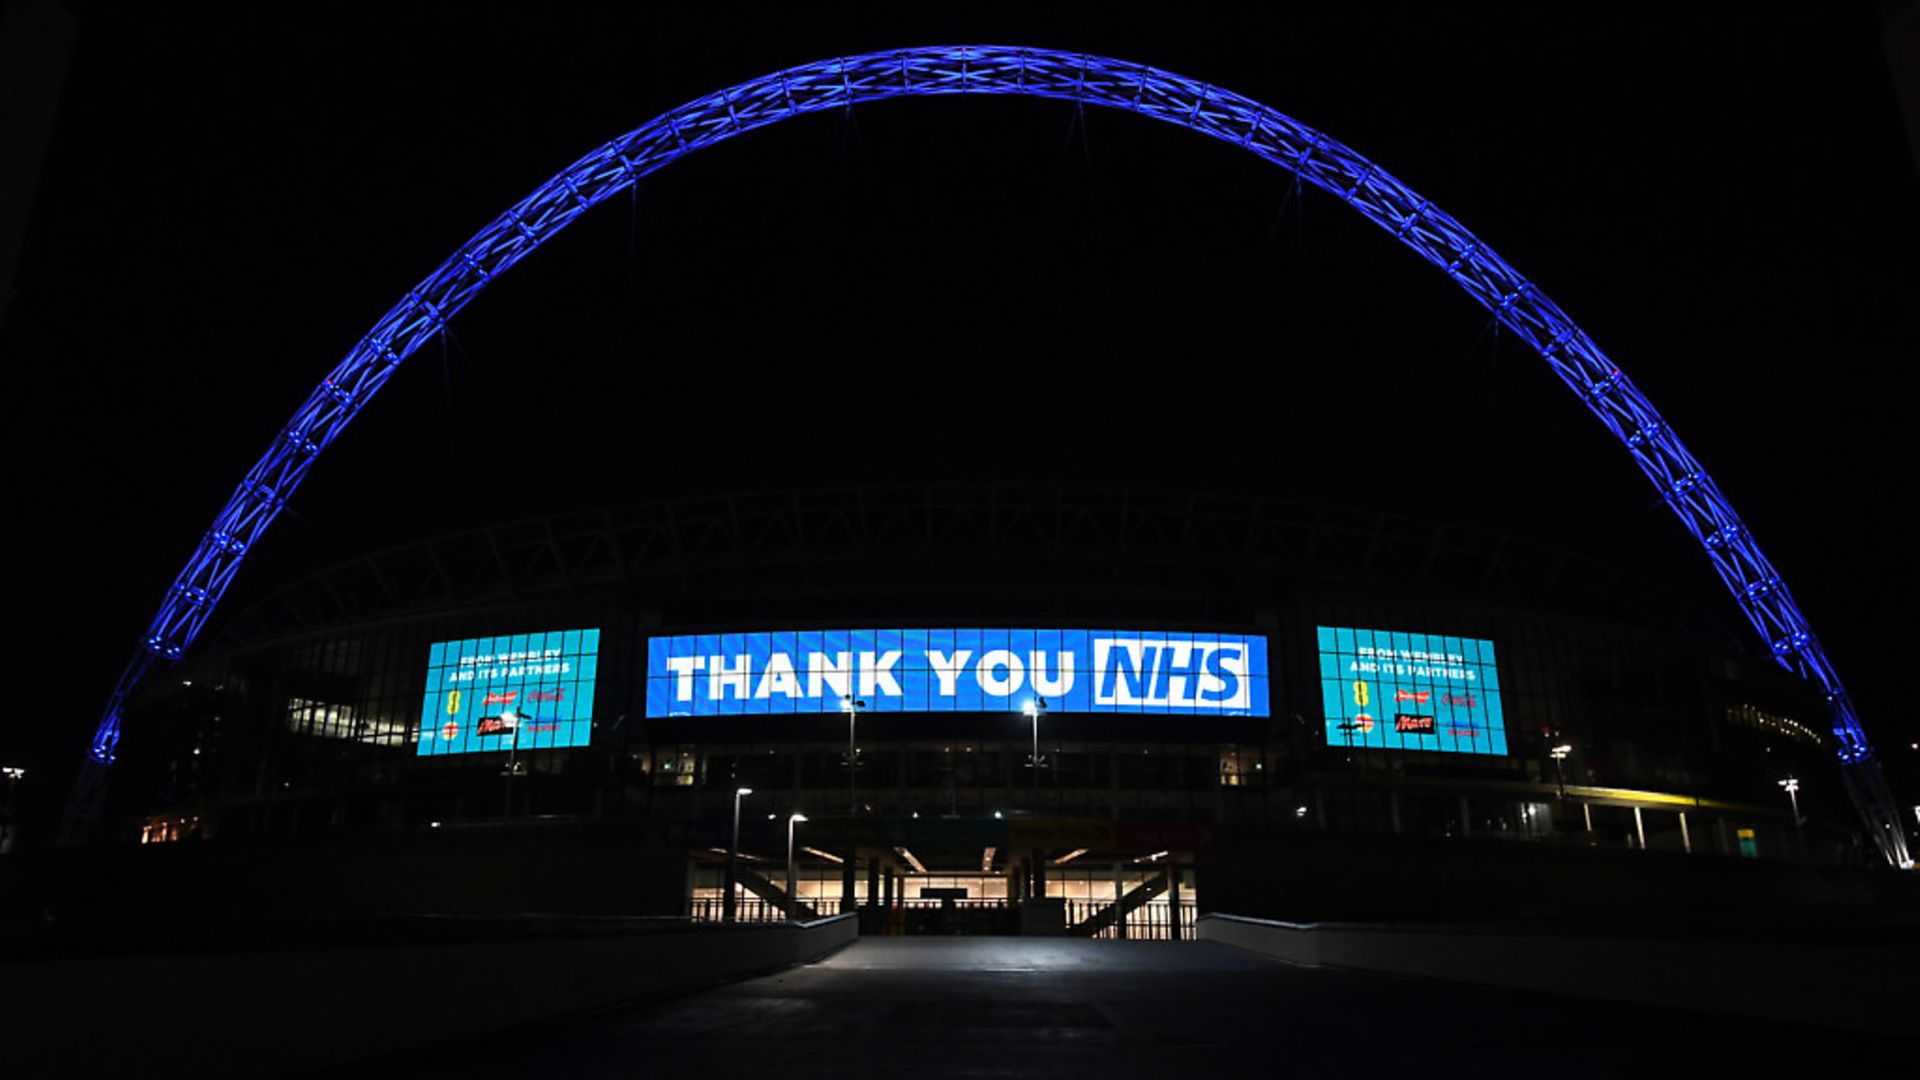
<box><xmin>1025</xmin><ymin>697</ymin><xmax>1047</xmax><ymax>803</ymax></box>
<box><xmin>1779</xmin><ymin>777</ymin><xmax>1802</xmax><ymax>828</ymax></box>
<box><xmin>1549</xmin><ymin>744</ymin><xmax>1572</xmax><ymax>799</ymax></box>
<box><xmin>841</xmin><ymin>695</ymin><xmax>866</xmax><ymax>814</ymax></box>
<box><xmin>499</xmin><ymin>708</ymin><xmax>525</xmax><ymax>817</ymax></box>
<box><xmin>725</xmin><ymin>787</ymin><xmax>753</xmax><ymax>923</ymax></box>
<box><xmin>1</xmin><ymin>766</ymin><xmax>23</xmax><ymax>805</ymax></box>
<box><xmin>786</xmin><ymin>812</ymin><xmax>808</xmax><ymax>922</ymax></box>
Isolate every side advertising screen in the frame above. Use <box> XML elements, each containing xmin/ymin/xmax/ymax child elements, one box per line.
<box><xmin>1317</xmin><ymin>625</ymin><xmax>1507</xmax><ymax>755</ymax></box>
<box><xmin>417</xmin><ymin>628</ymin><xmax>600</xmax><ymax>756</ymax></box>
<box><xmin>645</xmin><ymin>628</ymin><xmax>1269</xmax><ymax>718</ymax></box>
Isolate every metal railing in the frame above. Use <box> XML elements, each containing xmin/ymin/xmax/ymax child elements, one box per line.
<box><xmin>691</xmin><ymin>894</ymin><xmax>1197</xmax><ymax>939</ymax></box>
<box><xmin>689</xmin><ymin>896</ymin><xmax>851</xmax><ymax>923</ymax></box>
<box><xmin>1064</xmin><ymin>899</ymin><xmax>1197</xmax><ymax>941</ymax></box>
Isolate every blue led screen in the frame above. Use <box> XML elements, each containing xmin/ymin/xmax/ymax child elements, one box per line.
<box><xmin>1317</xmin><ymin>626</ymin><xmax>1507</xmax><ymax>755</ymax></box>
<box><xmin>418</xmin><ymin>628</ymin><xmax>600</xmax><ymax>756</ymax></box>
<box><xmin>646</xmin><ymin>629</ymin><xmax>1269</xmax><ymax>718</ymax></box>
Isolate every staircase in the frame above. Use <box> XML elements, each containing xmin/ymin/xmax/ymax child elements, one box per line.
<box><xmin>1067</xmin><ymin>870</ymin><xmax>1168</xmax><ymax>937</ymax></box>
<box><xmin>734</xmin><ymin>866</ymin><xmax>817</xmax><ymax>920</ymax></box>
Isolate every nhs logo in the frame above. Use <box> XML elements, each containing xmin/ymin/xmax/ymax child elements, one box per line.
<box><xmin>1092</xmin><ymin>638</ymin><xmax>1252</xmax><ymax>710</ymax></box>
<box><xmin>644</xmin><ymin>628</ymin><xmax>1269</xmax><ymax>718</ymax></box>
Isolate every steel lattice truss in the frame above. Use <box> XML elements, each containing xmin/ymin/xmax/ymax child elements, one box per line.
<box><xmin>74</xmin><ymin>46</ymin><xmax>1910</xmax><ymax>864</ymax></box>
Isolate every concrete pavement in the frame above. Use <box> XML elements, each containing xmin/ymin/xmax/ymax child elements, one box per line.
<box><xmin>346</xmin><ymin>937</ymin><xmax>1904</xmax><ymax>1078</ymax></box>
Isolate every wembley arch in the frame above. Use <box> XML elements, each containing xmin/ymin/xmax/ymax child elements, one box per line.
<box><xmin>69</xmin><ymin>45</ymin><xmax>1912</xmax><ymax>865</ymax></box>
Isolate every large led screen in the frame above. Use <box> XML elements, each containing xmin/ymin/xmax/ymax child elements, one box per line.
<box><xmin>1317</xmin><ymin>626</ymin><xmax>1506</xmax><ymax>755</ymax></box>
<box><xmin>417</xmin><ymin>628</ymin><xmax>600</xmax><ymax>756</ymax></box>
<box><xmin>645</xmin><ymin>628</ymin><xmax>1269</xmax><ymax>718</ymax></box>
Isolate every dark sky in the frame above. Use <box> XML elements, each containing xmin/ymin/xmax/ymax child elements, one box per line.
<box><xmin>8</xmin><ymin>5</ymin><xmax>1918</xmax><ymax>807</ymax></box>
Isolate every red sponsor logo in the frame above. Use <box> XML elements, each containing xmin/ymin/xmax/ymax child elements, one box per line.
<box><xmin>1394</xmin><ymin>713</ymin><xmax>1437</xmax><ymax>734</ymax></box>
<box><xmin>440</xmin><ymin>721</ymin><xmax>460</xmax><ymax>741</ymax></box>
<box><xmin>1447</xmin><ymin>726</ymin><xmax>1481</xmax><ymax>738</ymax></box>
<box><xmin>483</xmin><ymin>691</ymin><xmax>517</xmax><ymax>706</ymax></box>
<box><xmin>1442</xmin><ymin>692</ymin><xmax>1476</xmax><ymax>708</ymax></box>
<box><xmin>527</xmin><ymin>722</ymin><xmax>561</xmax><ymax>733</ymax></box>
<box><xmin>1394</xmin><ymin>689</ymin><xmax>1431</xmax><ymax>704</ymax></box>
<box><xmin>1339</xmin><ymin>713</ymin><xmax>1376</xmax><ymax>734</ymax></box>
<box><xmin>528</xmin><ymin>688</ymin><xmax>564</xmax><ymax>703</ymax></box>
<box><xmin>475</xmin><ymin>714</ymin><xmax>518</xmax><ymax>736</ymax></box>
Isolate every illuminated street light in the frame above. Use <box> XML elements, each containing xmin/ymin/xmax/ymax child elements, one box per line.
<box><xmin>841</xmin><ymin>695</ymin><xmax>866</xmax><ymax>814</ymax></box>
<box><xmin>499</xmin><ymin>709</ymin><xmax>525</xmax><ymax>817</ymax></box>
<box><xmin>1025</xmin><ymin>697</ymin><xmax>1047</xmax><ymax>804</ymax></box>
<box><xmin>1549</xmin><ymin>743</ymin><xmax>1573</xmax><ymax>799</ymax></box>
<box><xmin>785</xmin><ymin>812</ymin><xmax>808</xmax><ymax>922</ymax></box>
<box><xmin>1779</xmin><ymin>777</ymin><xmax>1803</xmax><ymax>829</ymax></box>
<box><xmin>726</xmin><ymin>787</ymin><xmax>753</xmax><ymax>923</ymax></box>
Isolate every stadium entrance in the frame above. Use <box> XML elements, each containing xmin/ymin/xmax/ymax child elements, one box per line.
<box><xmin>686</xmin><ymin>823</ymin><xmax>1199</xmax><ymax>939</ymax></box>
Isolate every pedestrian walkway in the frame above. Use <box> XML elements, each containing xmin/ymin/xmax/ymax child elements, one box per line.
<box><xmin>353</xmin><ymin>937</ymin><xmax>1903</xmax><ymax>1078</ymax></box>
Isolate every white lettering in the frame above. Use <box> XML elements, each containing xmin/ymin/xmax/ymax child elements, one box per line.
<box><xmin>808</xmin><ymin>652</ymin><xmax>853</xmax><ymax>699</ymax></box>
<box><xmin>976</xmin><ymin>649</ymin><xmax>1024</xmax><ymax>696</ymax></box>
<box><xmin>929</xmin><ymin>650</ymin><xmax>972</xmax><ymax>697</ymax></box>
<box><xmin>754</xmin><ymin>653</ymin><xmax>802</xmax><ymax>699</ymax></box>
<box><xmin>709</xmin><ymin>654</ymin><xmax>752</xmax><ymax>701</ymax></box>
<box><xmin>1029</xmin><ymin>651</ymin><xmax>1074</xmax><ymax>696</ymax></box>
<box><xmin>860</xmin><ymin>650</ymin><xmax>903</xmax><ymax>697</ymax></box>
<box><xmin>666</xmin><ymin>656</ymin><xmax>705</xmax><ymax>701</ymax></box>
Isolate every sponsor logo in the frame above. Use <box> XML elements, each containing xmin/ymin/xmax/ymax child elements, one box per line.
<box><xmin>1441</xmin><ymin>692</ymin><xmax>1476</xmax><ymax>708</ymax></box>
<box><xmin>1338</xmin><ymin>712</ymin><xmax>1376</xmax><ymax>734</ymax></box>
<box><xmin>483</xmin><ymin>691</ymin><xmax>517</xmax><ymax>706</ymax></box>
<box><xmin>1394</xmin><ymin>689</ymin><xmax>1431</xmax><ymax>704</ymax></box>
<box><xmin>1393</xmin><ymin>713</ymin><xmax>1436</xmax><ymax>734</ymax></box>
<box><xmin>1092</xmin><ymin>639</ymin><xmax>1251</xmax><ymax>709</ymax></box>
<box><xmin>440</xmin><ymin>721</ymin><xmax>460</xmax><ymax>741</ymax></box>
<box><xmin>1447</xmin><ymin>725</ymin><xmax>1481</xmax><ymax>737</ymax></box>
<box><xmin>475</xmin><ymin>711</ymin><xmax>519</xmax><ymax>736</ymax></box>
<box><xmin>528</xmin><ymin>688</ymin><xmax>565</xmax><ymax>703</ymax></box>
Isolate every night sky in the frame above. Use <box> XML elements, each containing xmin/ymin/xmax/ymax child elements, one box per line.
<box><xmin>8</xmin><ymin>5</ymin><xmax>1917</xmax><ymax>821</ymax></box>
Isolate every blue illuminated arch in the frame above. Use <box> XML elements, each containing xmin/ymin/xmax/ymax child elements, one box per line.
<box><xmin>77</xmin><ymin>46</ymin><xmax>1909</xmax><ymax>863</ymax></box>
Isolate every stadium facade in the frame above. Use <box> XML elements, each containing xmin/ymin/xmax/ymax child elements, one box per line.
<box><xmin>109</xmin><ymin>486</ymin><xmax>1852</xmax><ymax>935</ymax></box>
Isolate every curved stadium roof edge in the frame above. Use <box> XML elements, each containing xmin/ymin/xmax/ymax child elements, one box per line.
<box><xmin>207</xmin><ymin>484</ymin><xmax>1747</xmax><ymax>654</ymax></box>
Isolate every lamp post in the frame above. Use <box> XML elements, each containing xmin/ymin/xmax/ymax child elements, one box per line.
<box><xmin>725</xmin><ymin>787</ymin><xmax>753</xmax><ymax>923</ymax></box>
<box><xmin>1779</xmin><ymin>777</ymin><xmax>1805</xmax><ymax>862</ymax></box>
<box><xmin>1549</xmin><ymin>744</ymin><xmax>1572</xmax><ymax>799</ymax></box>
<box><xmin>1025</xmin><ymin>697</ymin><xmax>1047</xmax><ymax>805</ymax></box>
<box><xmin>1</xmin><ymin>767</ymin><xmax>23</xmax><ymax>806</ymax></box>
<box><xmin>500</xmin><ymin>708</ymin><xmax>524</xmax><ymax>817</ymax></box>
<box><xmin>841</xmin><ymin>695</ymin><xmax>866</xmax><ymax>814</ymax></box>
<box><xmin>786</xmin><ymin>812</ymin><xmax>808</xmax><ymax>922</ymax></box>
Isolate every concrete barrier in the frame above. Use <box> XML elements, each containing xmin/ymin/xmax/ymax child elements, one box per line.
<box><xmin>1198</xmin><ymin>913</ymin><xmax>1912</xmax><ymax>1035</ymax></box>
<box><xmin>1</xmin><ymin>913</ymin><xmax>857</xmax><ymax>1077</ymax></box>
